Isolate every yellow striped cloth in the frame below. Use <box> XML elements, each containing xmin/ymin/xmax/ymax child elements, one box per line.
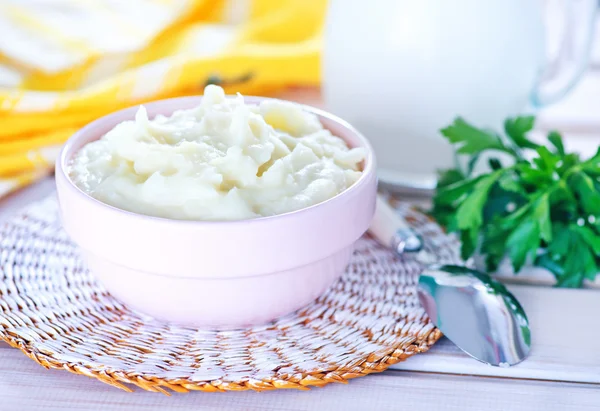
<box><xmin>0</xmin><ymin>0</ymin><xmax>326</xmax><ymax>197</ymax></box>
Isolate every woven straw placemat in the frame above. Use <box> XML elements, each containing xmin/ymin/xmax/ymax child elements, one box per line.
<box><xmin>0</xmin><ymin>196</ymin><xmax>461</xmax><ymax>394</ymax></box>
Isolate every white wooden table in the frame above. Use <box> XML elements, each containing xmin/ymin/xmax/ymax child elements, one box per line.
<box><xmin>2</xmin><ymin>74</ymin><xmax>600</xmax><ymax>410</ymax></box>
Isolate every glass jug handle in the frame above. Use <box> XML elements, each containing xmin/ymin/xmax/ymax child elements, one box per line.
<box><xmin>531</xmin><ymin>0</ymin><xmax>598</xmax><ymax>107</ymax></box>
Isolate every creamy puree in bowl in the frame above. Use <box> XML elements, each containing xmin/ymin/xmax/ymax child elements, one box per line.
<box><xmin>69</xmin><ymin>85</ymin><xmax>366</xmax><ymax>221</ymax></box>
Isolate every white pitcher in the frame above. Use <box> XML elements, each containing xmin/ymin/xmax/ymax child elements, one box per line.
<box><xmin>323</xmin><ymin>0</ymin><xmax>598</xmax><ymax>192</ymax></box>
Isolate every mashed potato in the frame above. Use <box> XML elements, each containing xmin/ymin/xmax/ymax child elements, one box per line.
<box><xmin>69</xmin><ymin>85</ymin><xmax>365</xmax><ymax>221</ymax></box>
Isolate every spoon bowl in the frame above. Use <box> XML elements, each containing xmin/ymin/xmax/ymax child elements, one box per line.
<box><xmin>418</xmin><ymin>264</ymin><xmax>531</xmax><ymax>367</ymax></box>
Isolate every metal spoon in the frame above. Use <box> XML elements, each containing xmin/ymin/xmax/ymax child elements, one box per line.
<box><xmin>369</xmin><ymin>194</ymin><xmax>531</xmax><ymax>367</ymax></box>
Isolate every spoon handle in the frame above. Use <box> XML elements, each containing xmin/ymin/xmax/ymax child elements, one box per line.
<box><xmin>369</xmin><ymin>194</ymin><xmax>423</xmax><ymax>254</ymax></box>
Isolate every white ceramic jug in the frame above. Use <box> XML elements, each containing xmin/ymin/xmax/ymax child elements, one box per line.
<box><xmin>323</xmin><ymin>0</ymin><xmax>598</xmax><ymax>192</ymax></box>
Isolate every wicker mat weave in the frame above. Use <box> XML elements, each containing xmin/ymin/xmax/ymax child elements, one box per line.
<box><xmin>0</xmin><ymin>195</ymin><xmax>461</xmax><ymax>394</ymax></box>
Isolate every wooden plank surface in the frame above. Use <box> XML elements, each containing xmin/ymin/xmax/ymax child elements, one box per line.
<box><xmin>394</xmin><ymin>285</ymin><xmax>600</xmax><ymax>383</ymax></box>
<box><xmin>1</xmin><ymin>347</ymin><xmax>598</xmax><ymax>411</ymax></box>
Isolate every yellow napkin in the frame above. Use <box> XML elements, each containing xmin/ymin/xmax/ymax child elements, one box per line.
<box><xmin>0</xmin><ymin>0</ymin><xmax>326</xmax><ymax>197</ymax></box>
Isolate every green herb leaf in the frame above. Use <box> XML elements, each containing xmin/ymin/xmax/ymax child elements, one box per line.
<box><xmin>498</xmin><ymin>172</ymin><xmax>525</xmax><ymax>195</ymax></box>
<box><xmin>437</xmin><ymin>168</ymin><xmax>465</xmax><ymax>188</ymax></box>
<box><xmin>536</xmin><ymin>254</ymin><xmax>565</xmax><ymax>278</ymax></box>
<box><xmin>507</xmin><ymin>219</ymin><xmax>540</xmax><ymax>273</ymax></box>
<box><xmin>455</xmin><ymin>171</ymin><xmax>502</xmax><ymax>230</ymax></box>
<box><xmin>533</xmin><ymin>193</ymin><xmax>552</xmax><ymax>242</ymax></box>
<box><xmin>547</xmin><ymin>223</ymin><xmax>571</xmax><ymax>258</ymax></box>
<box><xmin>570</xmin><ymin>172</ymin><xmax>600</xmax><ymax>215</ymax></box>
<box><xmin>504</xmin><ymin>116</ymin><xmax>539</xmax><ymax>149</ymax></box>
<box><xmin>518</xmin><ymin>162</ymin><xmax>553</xmax><ymax>188</ymax></box>
<box><xmin>441</xmin><ymin>118</ymin><xmax>508</xmax><ymax>155</ymax></box>
<box><xmin>572</xmin><ymin>225</ymin><xmax>600</xmax><ymax>255</ymax></box>
<box><xmin>434</xmin><ymin>176</ymin><xmax>483</xmax><ymax>206</ymax></box>
<box><xmin>460</xmin><ymin>228</ymin><xmax>478</xmax><ymax>261</ymax></box>
<box><xmin>481</xmin><ymin>225</ymin><xmax>511</xmax><ymax>272</ymax></box>
<box><xmin>499</xmin><ymin>201</ymin><xmax>532</xmax><ymax>231</ymax></box>
<box><xmin>556</xmin><ymin>270</ymin><xmax>584</xmax><ymax>288</ymax></box>
<box><xmin>534</xmin><ymin>146</ymin><xmax>560</xmax><ymax>172</ymax></box>
<box><xmin>547</xmin><ymin>131</ymin><xmax>565</xmax><ymax>156</ymax></box>
<box><xmin>582</xmin><ymin>149</ymin><xmax>600</xmax><ymax>174</ymax></box>
<box><xmin>559</xmin><ymin>229</ymin><xmax>596</xmax><ymax>286</ymax></box>
<box><xmin>466</xmin><ymin>153</ymin><xmax>481</xmax><ymax>175</ymax></box>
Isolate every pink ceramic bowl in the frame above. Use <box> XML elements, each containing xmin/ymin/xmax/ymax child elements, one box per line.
<box><xmin>55</xmin><ymin>96</ymin><xmax>377</xmax><ymax>328</ymax></box>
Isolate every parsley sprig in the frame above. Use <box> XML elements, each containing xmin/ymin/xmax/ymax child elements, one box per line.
<box><xmin>431</xmin><ymin>116</ymin><xmax>600</xmax><ymax>287</ymax></box>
